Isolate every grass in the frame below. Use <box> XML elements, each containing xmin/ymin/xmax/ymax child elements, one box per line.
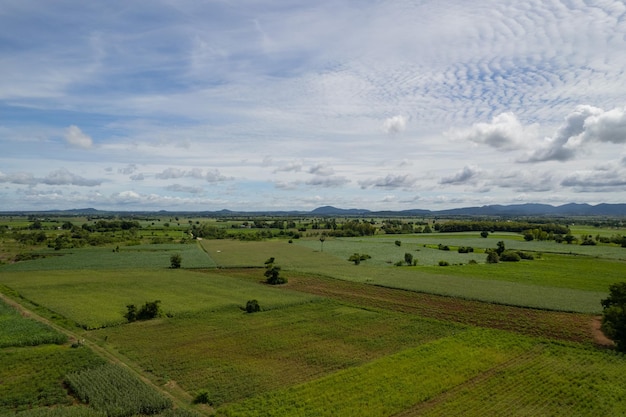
<box><xmin>90</xmin><ymin>299</ymin><xmax>462</xmax><ymax>406</ymax></box>
<box><xmin>417</xmin><ymin>343</ymin><xmax>626</xmax><ymax>417</ymax></box>
<box><xmin>0</xmin><ymin>345</ymin><xmax>105</xmax><ymax>412</ymax></box>
<box><xmin>217</xmin><ymin>328</ymin><xmax>535</xmax><ymax>417</ymax></box>
<box><xmin>0</xmin><ymin>298</ymin><xmax>67</xmax><ymax>347</ymax></box>
<box><xmin>0</xmin><ymin>269</ymin><xmax>318</xmax><ymax>329</ymax></box>
<box><xmin>0</xmin><ymin>243</ymin><xmax>215</xmax><ymax>272</ymax></box>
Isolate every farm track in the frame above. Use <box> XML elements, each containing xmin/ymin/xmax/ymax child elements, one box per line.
<box><xmin>0</xmin><ymin>291</ymin><xmax>204</xmax><ymax>415</ymax></box>
<box><xmin>281</xmin><ymin>273</ymin><xmax>602</xmax><ymax>345</ymax></box>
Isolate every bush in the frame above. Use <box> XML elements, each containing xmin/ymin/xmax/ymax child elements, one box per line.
<box><xmin>601</xmin><ymin>282</ymin><xmax>626</xmax><ymax>351</ymax></box>
<box><xmin>170</xmin><ymin>254</ymin><xmax>182</xmax><ymax>269</ymax></box>
<box><xmin>499</xmin><ymin>251</ymin><xmax>521</xmax><ymax>262</ymax></box>
<box><xmin>193</xmin><ymin>390</ymin><xmax>212</xmax><ymax>405</ymax></box>
<box><xmin>480</xmin><ymin>231</ymin><xmax>489</xmax><ymax>238</ymax></box>
<box><xmin>245</xmin><ymin>300</ymin><xmax>261</xmax><ymax>313</ymax></box>
<box><xmin>125</xmin><ymin>301</ymin><xmax>162</xmax><ymax>322</ymax></box>
<box><xmin>438</xmin><ymin>260</ymin><xmax>449</xmax><ymax>266</ymax></box>
<box><xmin>264</xmin><ymin>258</ymin><xmax>287</xmax><ymax>285</ymax></box>
<box><xmin>486</xmin><ymin>251</ymin><xmax>499</xmax><ymax>264</ymax></box>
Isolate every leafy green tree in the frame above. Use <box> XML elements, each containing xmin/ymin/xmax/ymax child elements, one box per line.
<box><xmin>264</xmin><ymin>258</ymin><xmax>286</xmax><ymax>285</ymax></box>
<box><xmin>125</xmin><ymin>304</ymin><xmax>137</xmax><ymax>322</ymax></box>
<box><xmin>486</xmin><ymin>250</ymin><xmax>499</xmax><ymax>264</ymax></box>
<box><xmin>348</xmin><ymin>253</ymin><xmax>371</xmax><ymax>265</ymax></box>
<box><xmin>601</xmin><ymin>282</ymin><xmax>626</xmax><ymax>351</ymax></box>
<box><xmin>404</xmin><ymin>252</ymin><xmax>413</xmax><ymax>265</ymax></box>
<box><xmin>480</xmin><ymin>231</ymin><xmax>489</xmax><ymax>238</ymax></box>
<box><xmin>496</xmin><ymin>241</ymin><xmax>506</xmax><ymax>256</ymax></box>
<box><xmin>395</xmin><ymin>240</ymin><xmax>402</xmax><ymax>247</ymax></box>
<box><xmin>170</xmin><ymin>253</ymin><xmax>182</xmax><ymax>269</ymax></box>
<box><xmin>136</xmin><ymin>300</ymin><xmax>162</xmax><ymax>321</ymax></box>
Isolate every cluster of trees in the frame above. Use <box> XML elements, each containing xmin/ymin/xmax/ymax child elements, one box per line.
<box><xmin>348</xmin><ymin>253</ymin><xmax>371</xmax><ymax>265</ymax></box>
<box><xmin>437</xmin><ymin>221</ymin><xmax>569</xmax><ymax>235</ymax></box>
<box><xmin>380</xmin><ymin>220</ymin><xmax>431</xmax><ymax>234</ymax></box>
<box><xmin>124</xmin><ymin>300</ymin><xmax>162</xmax><ymax>322</ymax></box>
<box><xmin>486</xmin><ymin>241</ymin><xmax>534</xmax><ymax>263</ymax></box>
<box><xmin>325</xmin><ymin>220</ymin><xmax>377</xmax><ymax>237</ymax></box>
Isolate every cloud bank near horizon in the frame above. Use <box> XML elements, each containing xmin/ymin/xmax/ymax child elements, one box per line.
<box><xmin>2</xmin><ymin>0</ymin><xmax>626</xmax><ymax>211</ymax></box>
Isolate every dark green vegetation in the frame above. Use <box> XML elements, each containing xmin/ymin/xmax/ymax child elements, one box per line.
<box><xmin>601</xmin><ymin>282</ymin><xmax>626</xmax><ymax>352</ymax></box>
<box><xmin>1</xmin><ymin>213</ymin><xmax>626</xmax><ymax>416</ymax></box>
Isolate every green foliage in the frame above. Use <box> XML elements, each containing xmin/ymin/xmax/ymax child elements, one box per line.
<box><xmin>264</xmin><ymin>258</ymin><xmax>286</xmax><ymax>285</ymax></box>
<box><xmin>395</xmin><ymin>240</ymin><xmax>401</xmax><ymax>246</ymax></box>
<box><xmin>169</xmin><ymin>253</ymin><xmax>182</xmax><ymax>269</ymax></box>
<box><xmin>193</xmin><ymin>390</ymin><xmax>213</xmax><ymax>405</ymax></box>
<box><xmin>348</xmin><ymin>253</ymin><xmax>371</xmax><ymax>265</ymax></box>
<box><xmin>601</xmin><ymin>282</ymin><xmax>626</xmax><ymax>351</ymax></box>
<box><xmin>125</xmin><ymin>300</ymin><xmax>161</xmax><ymax>322</ymax></box>
<box><xmin>0</xmin><ymin>344</ymin><xmax>105</xmax><ymax>412</ymax></box>
<box><xmin>438</xmin><ymin>260</ymin><xmax>450</xmax><ymax>266</ymax></box>
<box><xmin>485</xmin><ymin>251</ymin><xmax>499</xmax><ymax>264</ymax></box>
<box><xmin>499</xmin><ymin>250</ymin><xmax>521</xmax><ymax>262</ymax></box>
<box><xmin>0</xmin><ymin>299</ymin><xmax>67</xmax><ymax>347</ymax></box>
<box><xmin>65</xmin><ymin>363</ymin><xmax>172</xmax><ymax>417</ymax></box>
<box><xmin>404</xmin><ymin>252</ymin><xmax>413</xmax><ymax>265</ymax></box>
<box><xmin>245</xmin><ymin>300</ymin><xmax>261</xmax><ymax>313</ymax></box>
<box><xmin>480</xmin><ymin>231</ymin><xmax>489</xmax><ymax>238</ymax></box>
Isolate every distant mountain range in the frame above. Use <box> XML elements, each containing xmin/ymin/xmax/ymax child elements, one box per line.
<box><xmin>5</xmin><ymin>203</ymin><xmax>626</xmax><ymax>217</ymax></box>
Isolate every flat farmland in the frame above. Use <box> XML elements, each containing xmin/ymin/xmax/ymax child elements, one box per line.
<box><xmin>2</xmin><ymin>225</ymin><xmax>626</xmax><ymax>417</ymax></box>
<box><xmin>0</xmin><ymin>268</ymin><xmax>318</xmax><ymax>329</ymax></box>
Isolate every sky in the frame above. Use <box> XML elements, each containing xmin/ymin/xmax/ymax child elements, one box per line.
<box><xmin>2</xmin><ymin>0</ymin><xmax>626</xmax><ymax>212</ymax></box>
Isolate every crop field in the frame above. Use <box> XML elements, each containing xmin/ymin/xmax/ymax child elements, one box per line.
<box><xmin>0</xmin><ymin>268</ymin><xmax>318</xmax><ymax>329</ymax></box>
<box><xmin>1</xmin><ymin>214</ymin><xmax>626</xmax><ymax>416</ymax></box>
<box><xmin>0</xmin><ymin>298</ymin><xmax>67</xmax><ymax>347</ymax></box>
<box><xmin>0</xmin><ymin>243</ymin><xmax>214</xmax><ymax>272</ymax></box>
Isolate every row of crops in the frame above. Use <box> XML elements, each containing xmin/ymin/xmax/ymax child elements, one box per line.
<box><xmin>0</xmin><ymin>298</ymin><xmax>193</xmax><ymax>417</ymax></box>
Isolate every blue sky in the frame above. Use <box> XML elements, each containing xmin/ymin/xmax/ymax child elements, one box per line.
<box><xmin>2</xmin><ymin>0</ymin><xmax>626</xmax><ymax>211</ymax></box>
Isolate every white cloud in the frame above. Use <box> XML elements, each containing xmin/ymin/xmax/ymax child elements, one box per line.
<box><xmin>449</xmin><ymin>112</ymin><xmax>534</xmax><ymax>151</ymax></box>
<box><xmin>64</xmin><ymin>125</ymin><xmax>93</xmax><ymax>149</ymax></box>
<box><xmin>383</xmin><ymin>115</ymin><xmax>407</xmax><ymax>135</ymax></box>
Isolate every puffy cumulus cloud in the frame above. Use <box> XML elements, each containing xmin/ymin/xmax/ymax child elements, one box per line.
<box><xmin>273</xmin><ymin>161</ymin><xmax>303</xmax><ymax>173</ymax></box>
<box><xmin>64</xmin><ymin>125</ymin><xmax>93</xmax><ymax>149</ymax></box>
<box><xmin>118</xmin><ymin>164</ymin><xmax>138</xmax><ymax>175</ymax></box>
<box><xmin>0</xmin><ymin>171</ymin><xmax>36</xmax><ymax>185</ymax></box>
<box><xmin>450</xmin><ymin>112</ymin><xmax>534</xmax><ymax>151</ymax></box>
<box><xmin>308</xmin><ymin>163</ymin><xmax>335</xmax><ymax>176</ymax></box>
<box><xmin>358</xmin><ymin>174</ymin><xmax>416</xmax><ymax>190</ymax></box>
<box><xmin>0</xmin><ymin>169</ymin><xmax>101</xmax><ymax>187</ymax></box>
<box><xmin>440</xmin><ymin>165</ymin><xmax>481</xmax><ymax>185</ymax></box>
<box><xmin>155</xmin><ymin>168</ymin><xmax>186</xmax><ymax>180</ymax></box>
<box><xmin>561</xmin><ymin>168</ymin><xmax>626</xmax><ymax>190</ymax></box>
<box><xmin>522</xmin><ymin>105</ymin><xmax>626</xmax><ymax>163</ymax></box>
<box><xmin>306</xmin><ymin>176</ymin><xmax>350</xmax><ymax>187</ymax></box>
<box><xmin>42</xmin><ymin>168</ymin><xmax>102</xmax><ymax>186</ymax></box>
<box><xmin>205</xmin><ymin>169</ymin><xmax>233</xmax><ymax>183</ymax></box>
<box><xmin>383</xmin><ymin>115</ymin><xmax>407</xmax><ymax>135</ymax></box>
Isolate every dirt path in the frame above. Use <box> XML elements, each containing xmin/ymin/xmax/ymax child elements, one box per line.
<box><xmin>0</xmin><ymin>291</ymin><xmax>204</xmax><ymax>415</ymax></box>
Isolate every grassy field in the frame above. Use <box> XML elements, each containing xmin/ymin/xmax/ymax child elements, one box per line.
<box><xmin>0</xmin><ymin>268</ymin><xmax>318</xmax><ymax>329</ymax></box>
<box><xmin>2</xmin><ymin>218</ymin><xmax>626</xmax><ymax>417</ymax></box>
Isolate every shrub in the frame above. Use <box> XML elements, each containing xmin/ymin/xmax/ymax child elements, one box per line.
<box><xmin>170</xmin><ymin>254</ymin><xmax>182</xmax><ymax>269</ymax></box>
<box><xmin>395</xmin><ymin>240</ymin><xmax>401</xmax><ymax>247</ymax></box>
<box><xmin>245</xmin><ymin>300</ymin><xmax>261</xmax><ymax>313</ymax></box>
<box><xmin>486</xmin><ymin>251</ymin><xmax>499</xmax><ymax>264</ymax></box>
<box><xmin>438</xmin><ymin>260</ymin><xmax>449</xmax><ymax>266</ymax></box>
<box><xmin>193</xmin><ymin>390</ymin><xmax>212</xmax><ymax>405</ymax></box>
<box><xmin>480</xmin><ymin>231</ymin><xmax>489</xmax><ymax>238</ymax></box>
<box><xmin>499</xmin><ymin>251</ymin><xmax>521</xmax><ymax>262</ymax></box>
<box><xmin>126</xmin><ymin>301</ymin><xmax>162</xmax><ymax>322</ymax></box>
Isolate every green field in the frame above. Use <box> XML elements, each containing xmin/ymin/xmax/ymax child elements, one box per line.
<box><xmin>2</xmin><ymin>215</ymin><xmax>626</xmax><ymax>416</ymax></box>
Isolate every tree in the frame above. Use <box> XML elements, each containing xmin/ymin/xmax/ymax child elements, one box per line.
<box><xmin>245</xmin><ymin>299</ymin><xmax>261</xmax><ymax>313</ymax></box>
<box><xmin>395</xmin><ymin>240</ymin><xmax>402</xmax><ymax>247</ymax></box>
<box><xmin>124</xmin><ymin>304</ymin><xmax>137</xmax><ymax>322</ymax></box>
<box><xmin>170</xmin><ymin>253</ymin><xmax>182</xmax><ymax>269</ymax></box>
<box><xmin>601</xmin><ymin>282</ymin><xmax>626</xmax><ymax>351</ymax></box>
<box><xmin>264</xmin><ymin>257</ymin><xmax>286</xmax><ymax>285</ymax></box>
<box><xmin>319</xmin><ymin>234</ymin><xmax>326</xmax><ymax>252</ymax></box>
<box><xmin>404</xmin><ymin>252</ymin><xmax>413</xmax><ymax>265</ymax></box>
<box><xmin>486</xmin><ymin>250</ymin><xmax>499</xmax><ymax>264</ymax></box>
<box><xmin>496</xmin><ymin>241</ymin><xmax>506</xmax><ymax>256</ymax></box>
<box><xmin>348</xmin><ymin>253</ymin><xmax>371</xmax><ymax>265</ymax></box>
<box><xmin>480</xmin><ymin>231</ymin><xmax>489</xmax><ymax>238</ymax></box>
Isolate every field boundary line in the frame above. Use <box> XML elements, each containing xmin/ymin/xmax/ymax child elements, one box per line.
<box><xmin>0</xmin><ymin>290</ymin><xmax>207</xmax><ymax>416</ymax></box>
<box><xmin>390</xmin><ymin>343</ymin><xmax>547</xmax><ymax>417</ymax></box>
